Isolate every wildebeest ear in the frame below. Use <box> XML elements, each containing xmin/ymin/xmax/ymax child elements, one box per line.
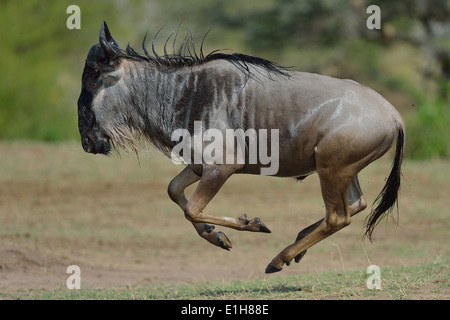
<box><xmin>99</xmin><ymin>21</ymin><xmax>120</xmax><ymax>61</ymax></box>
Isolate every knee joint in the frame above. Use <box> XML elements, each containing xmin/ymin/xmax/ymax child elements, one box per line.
<box><xmin>184</xmin><ymin>205</ymin><xmax>200</xmax><ymax>223</ymax></box>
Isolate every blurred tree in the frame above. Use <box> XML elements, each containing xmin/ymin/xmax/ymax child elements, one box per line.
<box><xmin>198</xmin><ymin>0</ymin><xmax>449</xmax><ymax>100</ymax></box>
<box><xmin>201</xmin><ymin>0</ymin><xmax>358</xmax><ymax>51</ymax></box>
<box><xmin>367</xmin><ymin>0</ymin><xmax>450</xmax><ymax>101</ymax></box>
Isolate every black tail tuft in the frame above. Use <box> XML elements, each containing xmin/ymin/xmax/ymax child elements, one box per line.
<box><xmin>364</xmin><ymin>129</ymin><xmax>405</xmax><ymax>241</ymax></box>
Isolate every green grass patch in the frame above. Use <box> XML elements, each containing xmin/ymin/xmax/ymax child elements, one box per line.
<box><xmin>2</xmin><ymin>258</ymin><xmax>447</xmax><ymax>300</ymax></box>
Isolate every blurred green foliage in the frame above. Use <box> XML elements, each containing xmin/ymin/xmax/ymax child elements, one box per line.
<box><xmin>0</xmin><ymin>1</ymin><xmax>71</xmax><ymax>140</ymax></box>
<box><xmin>0</xmin><ymin>0</ymin><xmax>126</xmax><ymax>141</ymax></box>
<box><xmin>406</xmin><ymin>92</ymin><xmax>450</xmax><ymax>159</ymax></box>
<box><xmin>0</xmin><ymin>0</ymin><xmax>448</xmax><ymax>159</ymax></box>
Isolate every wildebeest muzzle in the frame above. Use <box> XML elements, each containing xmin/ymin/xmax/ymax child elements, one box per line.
<box><xmin>81</xmin><ymin>124</ymin><xmax>111</xmax><ymax>155</ymax></box>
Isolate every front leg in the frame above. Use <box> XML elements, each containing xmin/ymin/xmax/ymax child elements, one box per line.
<box><xmin>168</xmin><ymin>165</ymin><xmax>232</xmax><ymax>250</ymax></box>
<box><xmin>184</xmin><ymin>164</ymin><xmax>271</xmax><ymax>233</ymax></box>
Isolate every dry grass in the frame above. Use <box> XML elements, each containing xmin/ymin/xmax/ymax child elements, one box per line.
<box><xmin>0</xmin><ymin>141</ymin><xmax>448</xmax><ymax>299</ymax></box>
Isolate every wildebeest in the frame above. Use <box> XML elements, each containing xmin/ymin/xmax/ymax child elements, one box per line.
<box><xmin>78</xmin><ymin>22</ymin><xmax>405</xmax><ymax>273</ymax></box>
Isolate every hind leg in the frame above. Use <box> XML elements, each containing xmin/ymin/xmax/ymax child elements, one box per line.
<box><xmin>266</xmin><ymin>163</ymin><xmax>363</xmax><ymax>273</ymax></box>
<box><xmin>347</xmin><ymin>175</ymin><xmax>367</xmax><ymax>217</ymax></box>
<box><xmin>292</xmin><ymin>175</ymin><xmax>367</xmax><ymax>263</ymax></box>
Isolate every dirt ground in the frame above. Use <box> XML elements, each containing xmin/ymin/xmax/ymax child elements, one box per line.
<box><xmin>0</xmin><ymin>142</ymin><xmax>448</xmax><ymax>297</ymax></box>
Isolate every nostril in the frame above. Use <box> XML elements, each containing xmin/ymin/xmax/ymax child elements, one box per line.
<box><xmin>83</xmin><ymin>136</ymin><xmax>94</xmax><ymax>153</ymax></box>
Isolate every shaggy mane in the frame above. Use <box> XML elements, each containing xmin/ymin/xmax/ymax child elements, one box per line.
<box><xmin>120</xmin><ymin>28</ymin><xmax>291</xmax><ymax>80</ymax></box>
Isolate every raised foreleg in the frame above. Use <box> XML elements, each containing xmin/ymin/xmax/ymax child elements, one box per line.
<box><xmin>168</xmin><ymin>166</ymin><xmax>232</xmax><ymax>250</ymax></box>
<box><xmin>183</xmin><ymin>164</ymin><xmax>271</xmax><ymax>233</ymax></box>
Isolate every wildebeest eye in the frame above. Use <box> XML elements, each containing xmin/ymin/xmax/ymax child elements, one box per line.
<box><xmin>90</xmin><ymin>82</ymin><xmax>101</xmax><ymax>89</ymax></box>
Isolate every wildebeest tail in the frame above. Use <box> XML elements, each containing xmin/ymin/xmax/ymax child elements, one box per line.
<box><xmin>364</xmin><ymin>128</ymin><xmax>405</xmax><ymax>241</ymax></box>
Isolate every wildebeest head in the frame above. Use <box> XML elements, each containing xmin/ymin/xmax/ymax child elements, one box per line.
<box><xmin>77</xmin><ymin>21</ymin><xmax>124</xmax><ymax>155</ymax></box>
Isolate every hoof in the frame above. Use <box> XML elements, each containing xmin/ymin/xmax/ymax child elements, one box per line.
<box><xmin>265</xmin><ymin>263</ymin><xmax>282</xmax><ymax>274</ymax></box>
<box><xmin>294</xmin><ymin>250</ymin><xmax>307</xmax><ymax>263</ymax></box>
<box><xmin>216</xmin><ymin>231</ymin><xmax>232</xmax><ymax>250</ymax></box>
<box><xmin>255</xmin><ymin>218</ymin><xmax>271</xmax><ymax>233</ymax></box>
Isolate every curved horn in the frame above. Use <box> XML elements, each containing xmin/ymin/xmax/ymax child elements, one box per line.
<box><xmin>99</xmin><ymin>21</ymin><xmax>120</xmax><ymax>60</ymax></box>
